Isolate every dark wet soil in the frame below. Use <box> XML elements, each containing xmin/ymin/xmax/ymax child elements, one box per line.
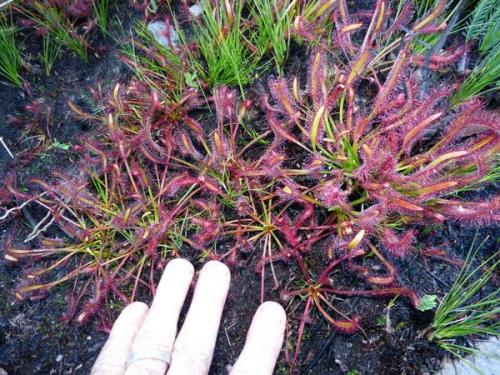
<box><xmin>1</xmin><ymin>2</ymin><xmax>499</xmax><ymax>375</ymax></box>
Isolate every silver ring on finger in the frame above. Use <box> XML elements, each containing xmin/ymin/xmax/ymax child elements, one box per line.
<box><xmin>126</xmin><ymin>345</ymin><xmax>172</xmax><ymax>368</ymax></box>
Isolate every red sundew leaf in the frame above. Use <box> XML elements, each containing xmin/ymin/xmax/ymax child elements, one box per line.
<box><xmin>414</xmin><ymin>23</ymin><xmax>447</xmax><ymax>35</ymax></box>
<box><xmin>177</xmin><ymin>130</ymin><xmax>203</xmax><ymax>160</ymax></box>
<box><xmin>234</xmin><ymin>225</ymin><xmax>253</xmax><ymax>253</ymax></box>
<box><xmin>196</xmin><ymin>175</ymin><xmax>223</xmax><ymax>195</ymax></box>
<box><xmin>267</xmin><ymin>113</ymin><xmax>306</xmax><ymax>151</ymax></box>
<box><xmin>303</xmin><ymin>154</ymin><xmax>326</xmax><ymax>178</ymax></box>
<box><xmin>390</xmin><ymin>198</ymin><xmax>424</xmax><ymax>212</ymax></box>
<box><xmin>364</xmin><ymin>44</ymin><xmax>411</xmax><ymax>125</ymax></box>
<box><xmin>255</xmin><ymin>248</ymin><xmax>297</xmax><ymax>273</ymax></box>
<box><xmin>356</xmin><ymin>204</ymin><xmax>386</xmax><ymax>232</ymax></box>
<box><xmin>54</xmin><ymin>0</ymin><xmax>93</xmax><ymax>18</ymax></box>
<box><xmin>384</xmin><ymin>1</ymin><xmax>415</xmax><ymax>37</ymax></box>
<box><xmin>366</xmin><ymin>272</ymin><xmax>395</xmax><ymax>285</ymax></box>
<box><xmin>375</xmin><ymin>85</ymin><xmax>453</xmax><ymax>144</ymax></box>
<box><xmin>191</xmin><ymin>218</ymin><xmax>221</xmax><ymax>250</ymax></box>
<box><xmin>57</xmin><ymin>220</ymin><xmax>86</xmax><ymax>240</ymax></box>
<box><xmin>191</xmin><ymin>199</ymin><xmax>210</xmax><ymax>213</ymax></box>
<box><xmin>183</xmin><ymin>116</ymin><xmax>205</xmax><ymax>137</ymax></box>
<box><xmin>213</xmin><ymin>86</ymin><xmax>238</xmax><ymax>126</ymax></box>
<box><xmin>330</xmin><ymin>316</ymin><xmax>361</xmax><ymax>334</ymax></box>
<box><xmin>19</xmin><ymin>18</ymin><xmax>36</xmax><ymax>28</ymax></box>
<box><xmin>76</xmin><ymin>299</ymin><xmax>101</xmax><ymax>325</ymax></box>
<box><xmin>139</xmin><ymin>129</ymin><xmax>169</xmax><ymax>164</ymax></box>
<box><xmin>434</xmin><ymin>104</ymin><xmax>500</xmax><ymax>154</ymax></box>
<box><xmin>432</xmin><ymin>197</ymin><xmax>500</xmax><ymax>224</ymax></box>
<box><xmin>412</xmin><ymin>44</ymin><xmax>470</xmax><ymax>69</ymax></box>
<box><xmin>372</xmin><ymin>0</ymin><xmax>389</xmax><ymax>34</ymax></box>
<box><xmin>150</xmin><ymin>90</ymin><xmax>160</xmax><ymax>112</ymax></box>
<box><xmin>4</xmin><ymin>176</ymin><xmax>31</xmax><ymax>201</ymax></box>
<box><xmin>311</xmin><ymin>0</ymin><xmax>337</xmax><ymax>20</ymax></box>
<box><xmin>406</xmin><ymin>150</ymin><xmax>470</xmax><ymax>182</ymax></box>
<box><xmin>161</xmin><ymin>174</ymin><xmax>197</xmax><ymax>197</ymax></box>
<box><xmin>291</xmin><ymin>16</ymin><xmax>317</xmax><ymax>42</ymax></box>
<box><xmin>211</xmin><ymin>130</ymin><xmax>229</xmax><ymax>161</ymax></box>
<box><xmin>295</xmin><ymin>204</ymin><xmax>315</xmax><ymax>229</ymax></box>
<box><xmin>411</xmin><ymin>0</ymin><xmax>446</xmax><ymax>33</ymax></box>
<box><xmin>380</xmin><ymin>81</ymin><xmax>416</xmax><ymax>126</ymax></box>
<box><xmin>333</xmin><ymin>22</ymin><xmax>353</xmax><ymax>57</ymax></box>
<box><xmin>276</xmin><ymin>183</ymin><xmax>315</xmax><ymax>205</ymax></box>
<box><xmin>130</xmin><ymin>159</ymin><xmax>151</xmax><ymax>189</ymax></box>
<box><xmin>192</xmin><ymin>199</ymin><xmax>220</xmax><ymax>219</ymax></box>
<box><xmin>402</xmin><ymin>112</ymin><xmax>443</xmax><ymax>155</ymax></box>
<box><xmin>260</xmin><ymin>149</ymin><xmax>286</xmax><ymax>179</ymax></box>
<box><xmin>235</xmin><ymin>196</ymin><xmax>252</xmax><ymax>217</ymax></box>
<box><xmin>269</xmin><ymin>78</ymin><xmax>300</xmax><ymax>122</ymax></box>
<box><xmin>381</xmin><ymin>228</ymin><xmax>415</xmax><ymax>258</ymax></box>
<box><xmin>308</xmin><ymin>105</ymin><xmax>326</xmax><ymax>150</ymax></box>
<box><xmin>181</xmin><ymin>88</ymin><xmax>205</xmax><ymax>111</ymax></box>
<box><xmin>423</xmin><ymin>248</ymin><xmax>464</xmax><ymax>267</ymax></box>
<box><xmin>308</xmin><ymin>49</ymin><xmax>328</xmax><ymax>107</ymax></box>
<box><xmin>60</xmin><ymin>292</ymin><xmax>80</xmax><ymax>323</ymax></box>
<box><xmin>416</xmin><ymin>181</ymin><xmax>459</xmax><ymax>199</ymax></box>
<box><xmin>333</xmin><ymin>0</ymin><xmax>356</xmax><ymax>53</ymax></box>
<box><xmin>145</xmin><ymin>205</ymin><xmax>183</xmax><ymax>258</ymax></box>
<box><xmin>274</xmin><ymin>214</ymin><xmax>301</xmax><ymax>248</ymax></box>
<box><xmin>318</xmin><ymin>248</ymin><xmax>367</xmax><ymax>284</ymax></box>
<box><xmin>317</xmin><ymin>179</ymin><xmax>349</xmax><ymax>209</ymax></box>
<box><xmin>25</xmin><ymin>99</ymin><xmax>46</xmax><ymax>116</ymax></box>
<box><xmin>345</xmin><ymin>48</ymin><xmax>370</xmax><ymax>87</ymax></box>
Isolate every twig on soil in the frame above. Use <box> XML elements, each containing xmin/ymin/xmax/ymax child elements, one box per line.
<box><xmin>423</xmin><ymin>266</ymin><xmax>452</xmax><ymax>289</ymax></box>
<box><xmin>24</xmin><ymin>209</ymin><xmax>55</xmax><ymax>242</ymax></box>
<box><xmin>303</xmin><ymin>330</ymin><xmax>337</xmax><ymax>373</ymax></box>
<box><xmin>0</xmin><ymin>193</ymin><xmax>47</xmax><ymax>221</ymax></box>
<box><xmin>0</xmin><ymin>137</ymin><xmax>14</xmax><ymax>159</ymax></box>
<box><xmin>223</xmin><ymin>326</ymin><xmax>233</xmax><ymax>349</ymax></box>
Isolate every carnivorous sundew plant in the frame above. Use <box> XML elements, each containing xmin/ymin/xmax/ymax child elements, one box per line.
<box><xmin>1</xmin><ymin>0</ymin><xmax>499</xmax><ymax>369</ymax></box>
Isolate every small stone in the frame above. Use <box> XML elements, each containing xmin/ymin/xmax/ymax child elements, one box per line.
<box><xmin>438</xmin><ymin>337</ymin><xmax>500</xmax><ymax>375</ymax></box>
<box><xmin>189</xmin><ymin>4</ymin><xmax>203</xmax><ymax>17</ymax></box>
<box><xmin>0</xmin><ymin>367</ymin><xmax>8</xmax><ymax>375</ymax></box>
<box><xmin>147</xmin><ymin>21</ymin><xmax>178</xmax><ymax>48</ymax></box>
<box><xmin>56</xmin><ymin>354</ymin><xmax>63</xmax><ymax>362</ymax></box>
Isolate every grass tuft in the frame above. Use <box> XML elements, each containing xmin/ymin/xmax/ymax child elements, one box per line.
<box><xmin>451</xmin><ymin>48</ymin><xmax>500</xmax><ymax>105</ymax></box>
<box><xmin>429</xmin><ymin>235</ymin><xmax>499</xmax><ymax>361</ymax></box>
<box><xmin>250</xmin><ymin>0</ymin><xmax>293</xmax><ymax>75</ymax></box>
<box><xmin>452</xmin><ymin>0</ymin><xmax>500</xmax><ymax>104</ymax></box>
<box><xmin>120</xmin><ymin>21</ymin><xmax>187</xmax><ymax>100</ymax></box>
<box><xmin>190</xmin><ymin>0</ymin><xmax>262</xmax><ymax>91</ymax></box>
<box><xmin>42</xmin><ymin>33</ymin><xmax>61</xmax><ymax>76</ymax></box>
<box><xmin>16</xmin><ymin>1</ymin><xmax>89</xmax><ymax>62</ymax></box>
<box><xmin>93</xmin><ymin>0</ymin><xmax>110</xmax><ymax>35</ymax></box>
<box><xmin>0</xmin><ymin>13</ymin><xmax>22</xmax><ymax>87</ymax></box>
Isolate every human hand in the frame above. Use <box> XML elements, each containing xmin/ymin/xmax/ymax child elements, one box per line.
<box><xmin>91</xmin><ymin>259</ymin><xmax>286</xmax><ymax>375</ymax></box>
